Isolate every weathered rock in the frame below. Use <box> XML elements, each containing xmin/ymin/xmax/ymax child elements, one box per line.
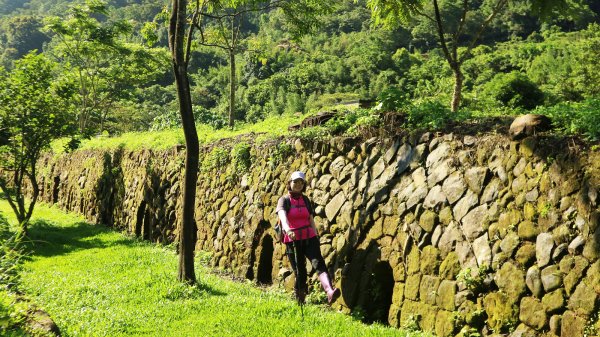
<box><xmin>442</xmin><ymin>171</ymin><xmax>466</xmax><ymax>205</ymax></box>
<box><xmin>473</xmin><ymin>233</ymin><xmax>492</xmax><ymax>267</ymax></box>
<box><xmin>540</xmin><ymin>265</ymin><xmax>562</xmax><ymax>292</ymax></box>
<box><xmin>526</xmin><ymin>266</ymin><xmax>543</xmax><ymax>298</ymax></box>
<box><xmin>325</xmin><ymin>191</ymin><xmax>346</xmax><ymax>222</ymax></box>
<box><xmin>464</xmin><ymin>167</ymin><xmax>488</xmax><ymax>196</ymax></box>
<box><xmin>461</xmin><ymin>204</ymin><xmax>490</xmax><ymax>240</ymax></box>
<box><xmin>536</xmin><ymin>233</ymin><xmax>554</xmax><ymax>268</ymax></box>
<box><xmin>453</xmin><ymin>190</ymin><xmax>479</xmax><ymax>221</ymax></box>
<box><xmin>423</xmin><ymin>185</ymin><xmax>447</xmax><ymax>210</ymax></box>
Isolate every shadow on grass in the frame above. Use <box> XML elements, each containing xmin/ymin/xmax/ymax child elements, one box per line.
<box><xmin>22</xmin><ymin>219</ymin><xmax>133</xmax><ymax>258</ymax></box>
<box><xmin>21</xmin><ymin>218</ymin><xmax>226</xmax><ymax>297</ymax></box>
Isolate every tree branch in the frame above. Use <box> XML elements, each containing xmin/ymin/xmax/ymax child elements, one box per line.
<box><xmin>461</xmin><ymin>0</ymin><xmax>508</xmax><ymax>64</ymax></box>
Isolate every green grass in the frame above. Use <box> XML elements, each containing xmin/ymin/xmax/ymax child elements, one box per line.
<box><xmin>0</xmin><ymin>201</ymin><xmax>428</xmax><ymax>337</ymax></box>
<box><xmin>51</xmin><ymin>114</ymin><xmax>303</xmax><ymax>153</ymax></box>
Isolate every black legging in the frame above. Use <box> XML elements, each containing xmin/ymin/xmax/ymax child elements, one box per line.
<box><xmin>285</xmin><ymin>236</ymin><xmax>327</xmax><ymax>291</ymax></box>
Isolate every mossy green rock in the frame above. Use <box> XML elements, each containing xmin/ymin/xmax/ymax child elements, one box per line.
<box><xmin>517</xmin><ymin>220</ymin><xmax>540</xmax><ymax>240</ymax></box>
<box><xmin>439</xmin><ymin>206</ymin><xmax>454</xmax><ymax>225</ymax></box>
<box><xmin>483</xmin><ymin>292</ymin><xmax>519</xmax><ymax>333</ymax></box>
<box><xmin>436</xmin><ymin>280</ymin><xmax>456</xmax><ymax>311</ymax></box>
<box><xmin>519</xmin><ymin>297</ymin><xmax>546</xmax><ymax>330</ymax></box>
<box><xmin>419</xmin><ymin>210</ymin><xmax>438</xmax><ymax>232</ymax></box>
<box><xmin>420</xmin><ymin>246</ymin><xmax>440</xmax><ymax>275</ymax></box>
<box><xmin>515</xmin><ymin>243</ymin><xmax>537</xmax><ymax>267</ymax></box>
<box><xmin>435</xmin><ymin>310</ymin><xmax>456</xmax><ymax>337</ymax></box>
<box><xmin>495</xmin><ymin>262</ymin><xmax>526</xmax><ymax>304</ymax></box>
<box><xmin>420</xmin><ymin>275</ymin><xmax>441</xmax><ymax>305</ymax></box>
<box><xmin>404</xmin><ymin>274</ymin><xmax>421</xmax><ymax>300</ymax></box>
<box><xmin>439</xmin><ymin>252</ymin><xmax>461</xmax><ymax>280</ymax></box>
<box><xmin>406</xmin><ymin>246</ymin><xmax>421</xmax><ymax>275</ymax></box>
<box><xmin>542</xmin><ymin>288</ymin><xmax>565</xmax><ymax>314</ymax></box>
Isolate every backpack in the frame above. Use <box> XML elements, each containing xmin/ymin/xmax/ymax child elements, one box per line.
<box><xmin>274</xmin><ymin>195</ymin><xmax>314</xmax><ymax>242</ymax></box>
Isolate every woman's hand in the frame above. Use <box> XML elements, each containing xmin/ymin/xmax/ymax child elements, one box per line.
<box><xmin>286</xmin><ymin>229</ymin><xmax>296</xmax><ymax>240</ymax></box>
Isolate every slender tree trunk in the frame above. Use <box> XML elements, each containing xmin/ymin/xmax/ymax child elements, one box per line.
<box><xmin>170</xmin><ymin>0</ymin><xmax>198</xmax><ymax>285</ymax></box>
<box><xmin>228</xmin><ymin>49</ymin><xmax>236</xmax><ymax>128</ymax></box>
<box><xmin>451</xmin><ymin>66</ymin><xmax>463</xmax><ymax>113</ymax></box>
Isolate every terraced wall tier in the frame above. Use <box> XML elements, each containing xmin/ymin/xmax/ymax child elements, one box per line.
<box><xmin>35</xmin><ymin>133</ymin><xmax>600</xmax><ymax>337</ymax></box>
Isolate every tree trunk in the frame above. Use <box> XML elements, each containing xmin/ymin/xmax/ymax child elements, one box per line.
<box><xmin>228</xmin><ymin>50</ymin><xmax>236</xmax><ymax>128</ymax></box>
<box><xmin>170</xmin><ymin>0</ymin><xmax>198</xmax><ymax>285</ymax></box>
<box><xmin>451</xmin><ymin>66</ymin><xmax>464</xmax><ymax>113</ymax></box>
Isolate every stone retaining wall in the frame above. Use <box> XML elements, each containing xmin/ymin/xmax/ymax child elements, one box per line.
<box><xmin>35</xmin><ymin>133</ymin><xmax>600</xmax><ymax>336</ymax></box>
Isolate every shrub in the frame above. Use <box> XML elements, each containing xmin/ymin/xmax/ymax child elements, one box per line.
<box><xmin>404</xmin><ymin>100</ymin><xmax>459</xmax><ymax>129</ymax></box>
<box><xmin>200</xmin><ymin>147</ymin><xmax>230</xmax><ymax>172</ymax></box>
<box><xmin>534</xmin><ymin>98</ymin><xmax>600</xmax><ymax>141</ymax></box>
<box><xmin>0</xmin><ymin>213</ymin><xmax>23</xmax><ymax>290</ymax></box>
<box><xmin>231</xmin><ymin>142</ymin><xmax>252</xmax><ymax>176</ymax></box>
<box><xmin>482</xmin><ymin>71</ymin><xmax>544</xmax><ymax>110</ymax></box>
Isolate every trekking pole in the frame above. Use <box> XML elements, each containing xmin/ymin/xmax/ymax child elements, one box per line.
<box><xmin>292</xmin><ymin>238</ymin><xmax>304</xmax><ymax>321</ymax></box>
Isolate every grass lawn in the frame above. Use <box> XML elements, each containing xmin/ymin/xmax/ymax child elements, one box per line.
<box><xmin>0</xmin><ymin>200</ymin><xmax>428</xmax><ymax>337</ymax></box>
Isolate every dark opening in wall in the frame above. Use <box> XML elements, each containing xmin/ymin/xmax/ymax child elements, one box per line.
<box><xmin>52</xmin><ymin>176</ymin><xmax>60</xmax><ymax>203</ymax></box>
<box><xmin>143</xmin><ymin>208</ymin><xmax>151</xmax><ymax>240</ymax></box>
<box><xmin>257</xmin><ymin>234</ymin><xmax>274</xmax><ymax>285</ymax></box>
<box><xmin>364</xmin><ymin>261</ymin><xmax>394</xmax><ymax>325</ymax></box>
<box><xmin>135</xmin><ymin>201</ymin><xmax>146</xmax><ymax>237</ymax></box>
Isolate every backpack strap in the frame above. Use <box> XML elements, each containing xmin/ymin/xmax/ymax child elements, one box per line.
<box><xmin>302</xmin><ymin>195</ymin><xmax>314</xmax><ymax>216</ymax></box>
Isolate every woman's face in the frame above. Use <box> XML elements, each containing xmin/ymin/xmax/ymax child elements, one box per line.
<box><xmin>290</xmin><ymin>178</ymin><xmax>305</xmax><ymax>193</ymax></box>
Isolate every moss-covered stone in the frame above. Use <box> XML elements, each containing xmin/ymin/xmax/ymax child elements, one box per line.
<box><xmin>436</xmin><ymin>280</ymin><xmax>456</xmax><ymax>311</ymax></box>
<box><xmin>559</xmin><ymin>256</ymin><xmax>589</xmax><ymax>295</ymax></box>
<box><xmin>439</xmin><ymin>206</ymin><xmax>454</xmax><ymax>225</ymax></box>
<box><xmin>406</xmin><ymin>246</ymin><xmax>421</xmax><ymax>275</ymax></box>
<box><xmin>561</xmin><ymin>310</ymin><xmax>587</xmax><ymax>337</ymax></box>
<box><xmin>519</xmin><ymin>296</ymin><xmax>547</xmax><ymax>330</ymax></box>
<box><xmin>483</xmin><ymin>292</ymin><xmax>519</xmax><ymax>333</ymax></box>
<box><xmin>420</xmin><ymin>275</ymin><xmax>441</xmax><ymax>305</ymax></box>
<box><xmin>439</xmin><ymin>252</ymin><xmax>461</xmax><ymax>280</ymax></box>
<box><xmin>435</xmin><ymin>310</ymin><xmax>456</xmax><ymax>337</ymax></box>
<box><xmin>420</xmin><ymin>246</ymin><xmax>440</xmax><ymax>275</ymax></box>
<box><xmin>515</xmin><ymin>243</ymin><xmax>537</xmax><ymax>267</ymax></box>
<box><xmin>495</xmin><ymin>262</ymin><xmax>526</xmax><ymax>304</ymax></box>
<box><xmin>518</xmin><ymin>220</ymin><xmax>540</xmax><ymax>240</ymax></box>
<box><xmin>404</xmin><ymin>274</ymin><xmax>421</xmax><ymax>301</ymax></box>
<box><xmin>419</xmin><ymin>210</ymin><xmax>438</xmax><ymax>232</ymax></box>
<box><xmin>542</xmin><ymin>289</ymin><xmax>565</xmax><ymax>314</ymax></box>
<box><xmin>382</xmin><ymin>215</ymin><xmax>399</xmax><ymax>236</ymax></box>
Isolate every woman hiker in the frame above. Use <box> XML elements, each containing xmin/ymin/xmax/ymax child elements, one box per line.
<box><xmin>276</xmin><ymin>171</ymin><xmax>341</xmax><ymax>305</ymax></box>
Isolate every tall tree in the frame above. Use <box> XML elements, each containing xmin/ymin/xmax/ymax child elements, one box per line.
<box><xmin>0</xmin><ymin>53</ymin><xmax>75</xmax><ymax>232</ymax></box>
<box><xmin>169</xmin><ymin>0</ymin><xmax>200</xmax><ymax>284</ymax></box>
<box><xmin>366</xmin><ymin>0</ymin><xmax>571</xmax><ymax>112</ymax></box>
<box><xmin>44</xmin><ymin>0</ymin><xmax>166</xmax><ymax>135</ymax></box>
<box><xmin>190</xmin><ymin>0</ymin><xmax>333</xmax><ymax>127</ymax></box>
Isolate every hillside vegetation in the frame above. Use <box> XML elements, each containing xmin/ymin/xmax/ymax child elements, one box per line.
<box><xmin>0</xmin><ymin>0</ymin><xmax>599</xmax><ymax>145</ymax></box>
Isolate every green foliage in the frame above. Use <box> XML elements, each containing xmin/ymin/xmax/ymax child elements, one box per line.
<box><xmin>482</xmin><ymin>72</ymin><xmax>545</xmax><ymax>110</ymax></box>
<box><xmin>457</xmin><ymin>265</ymin><xmax>490</xmax><ymax>294</ymax></box>
<box><xmin>0</xmin><ymin>289</ymin><xmax>28</xmax><ymax>335</ymax></box>
<box><xmin>201</xmin><ymin>147</ymin><xmax>230</xmax><ymax>173</ymax></box>
<box><xmin>231</xmin><ymin>142</ymin><xmax>252</xmax><ymax>176</ymax></box>
<box><xmin>533</xmin><ymin>98</ymin><xmax>600</xmax><ymax>141</ymax></box>
<box><xmin>0</xmin><ymin>52</ymin><xmax>76</xmax><ymax>225</ymax></box>
<box><xmin>269</xmin><ymin>142</ymin><xmax>294</xmax><ymax>166</ymax></box>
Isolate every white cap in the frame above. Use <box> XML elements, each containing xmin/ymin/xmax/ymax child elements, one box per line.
<box><xmin>290</xmin><ymin>171</ymin><xmax>306</xmax><ymax>181</ymax></box>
